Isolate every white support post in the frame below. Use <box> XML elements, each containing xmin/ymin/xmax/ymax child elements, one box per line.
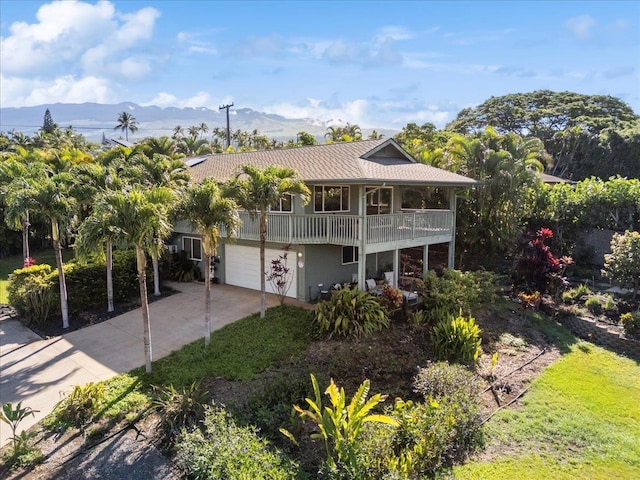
<box><xmin>448</xmin><ymin>189</ymin><xmax>457</xmax><ymax>268</ymax></box>
<box><xmin>423</xmin><ymin>244</ymin><xmax>429</xmax><ymax>277</ymax></box>
<box><xmin>357</xmin><ymin>185</ymin><xmax>366</xmax><ymax>289</ymax></box>
<box><xmin>392</xmin><ymin>248</ymin><xmax>399</xmax><ymax>288</ymax></box>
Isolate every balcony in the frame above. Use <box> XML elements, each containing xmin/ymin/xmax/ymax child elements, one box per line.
<box><xmin>218</xmin><ymin>210</ymin><xmax>454</xmax><ymax>248</ymax></box>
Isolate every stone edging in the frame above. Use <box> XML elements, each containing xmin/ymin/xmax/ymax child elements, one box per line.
<box><xmin>558</xmin><ymin>313</ymin><xmax>640</xmax><ymax>360</ymax></box>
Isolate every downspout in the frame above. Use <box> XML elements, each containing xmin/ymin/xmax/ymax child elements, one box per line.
<box><xmin>357</xmin><ymin>185</ymin><xmax>366</xmax><ymax>289</ymax></box>
<box><xmin>448</xmin><ymin>189</ymin><xmax>457</xmax><ymax>268</ymax></box>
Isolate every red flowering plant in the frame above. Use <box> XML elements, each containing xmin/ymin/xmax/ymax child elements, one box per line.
<box><xmin>514</xmin><ymin>228</ymin><xmax>572</xmax><ymax>295</ymax></box>
<box><xmin>23</xmin><ymin>257</ymin><xmax>36</xmax><ymax>268</ymax></box>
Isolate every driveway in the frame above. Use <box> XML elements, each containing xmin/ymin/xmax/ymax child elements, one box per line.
<box><xmin>0</xmin><ymin>282</ymin><xmax>308</xmax><ymax>447</ymax></box>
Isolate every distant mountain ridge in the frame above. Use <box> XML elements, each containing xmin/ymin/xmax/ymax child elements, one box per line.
<box><xmin>0</xmin><ymin>102</ymin><xmax>397</xmax><ymax>143</ymax></box>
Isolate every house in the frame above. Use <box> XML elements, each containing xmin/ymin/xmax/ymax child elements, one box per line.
<box><xmin>172</xmin><ymin>138</ymin><xmax>477</xmax><ymax>301</ymax></box>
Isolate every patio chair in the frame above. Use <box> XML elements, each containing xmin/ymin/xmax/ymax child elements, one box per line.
<box><xmin>366</xmin><ymin>278</ymin><xmax>382</xmax><ymax>295</ymax></box>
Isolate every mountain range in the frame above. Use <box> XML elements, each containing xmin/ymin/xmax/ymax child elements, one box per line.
<box><xmin>0</xmin><ymin>102</ymin><xmax>398</xmax><ymax>143</ymax></box>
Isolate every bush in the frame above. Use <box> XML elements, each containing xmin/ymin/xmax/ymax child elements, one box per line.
<box><xmin>431</xmin><ymin>312</ymin><xmax>482</xmax><ymax>366</ymax></box>
<box><xmin>620</xmin><ymin>311</ymin><xmax>640</xmax><ymax>338</ymax></box>
<box><xmin>585</xmin><ymin>296</ymin><xmax>603</xmax><ymax>315</ymax></box>
<box><xmin>420</xmin><ymin>269</ymin><xmax>499</xmax><ymax>323</ymax></box>
<box><xmin>412</xmin><ymin>362</ymin><xmax>481</xmax><ymax>399</ymax></box>
<box><xmin>603</xmin><ymin>230</ymin><xmax>640</xmax><ymax>298</ymax></box>
<box><xmin>358</xmin><ymin>394</ymin><xmax>482</xmax><ymax>479</ymax></box>
<box><xmin>379</xmin><ymin>284</ymin><xmax>404</xmax><ymax>313</ymax></box>
<box><xmin>313</xmin><ymin>287</ymin><xmax>389</xmax><ymax>337</ymax></box>
<box><xmin>175</xmin><ymin>405</ymin><xmax>299</xmax><ymax>480</ymax></box>
<box><xmin>152</xmin><ymin>381</ymin><xmax>208</xmax><ymax>447</ymax></box>
<box><xmin>562</xmin><ymin>284</ymin><xmax>592</xmax><ymax>304</ymax></box>
<box><xmin>7</xmin><ymin>264</ymin><xmax>54</xmax><ymax>323</ymax></box>
<box><xmin>168</xmin><ymin>250</ymin><xmax>199</xmax><ymax>282</ymax></box>
<box><xmin>53</xmin><ymin>382</ymin><xmax>105</xmax><ymax>435</ymax></box>
<box><xmin>514</xmin><ymin>228</ymin><xmax>571</xmax><ymax>294</ymax></box>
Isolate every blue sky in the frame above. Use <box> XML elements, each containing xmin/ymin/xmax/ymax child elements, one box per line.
<box><xmin>1</xmin><ymin>0</ymin><xmax>638</xmax><ymax>129</ymax></box>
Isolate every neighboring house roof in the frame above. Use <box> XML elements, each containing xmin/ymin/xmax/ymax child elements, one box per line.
<box><xmin>189</xmin><ymin>138</ymin><xmax>477</xmax><ymax>187</ymax></box>
<box><xmin>101</xmin><ymin>134</ymin><xmax>135</xmax><ymax>148</ymax></box>
<box><xmin>539</xmin><ymin>172</ymin><xmax>574</xmax><ymax>184</ymax></box>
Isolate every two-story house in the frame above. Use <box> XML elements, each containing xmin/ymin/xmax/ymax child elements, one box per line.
<box><xmin>172</xmin><ymin>138</ymin><xmax>477</xmax><ymax>301</ymax></box>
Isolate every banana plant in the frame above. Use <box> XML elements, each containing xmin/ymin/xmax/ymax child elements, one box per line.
<box><xmin>281</xmin><ymin>374</ymin><xmax>398</xmax><ymax>476</ymax></box>
<box><xmin>0</xmin><ymin>402</ymin><xmax>38</xmax><ymax>453</ymax></box>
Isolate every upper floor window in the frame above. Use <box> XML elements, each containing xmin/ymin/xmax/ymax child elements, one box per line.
<box><xmin>183</xmin><ymin>236</ymin><xmax>202</xmax><ymax>261</ymax></box>
<box><xmin>366</xmin><ymin>186</ymin><xmax>392</xmax><ymax>215</ymax></box>
<box><xmin>271</xmin><ymin>194</ymin><xmax>293</xmax><ymax>213</ymax></box>
<box><xmin>314</xmin><ymin>185</ymin><xmax>350</xmax><ymax>212</ymax></box>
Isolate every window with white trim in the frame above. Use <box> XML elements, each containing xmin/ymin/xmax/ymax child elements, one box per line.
<box><xmin>271</xmin><ymin>194</ymin><xmax>293</xmax><ymax>213</ymax></box>
<box><xmin>314</xmin><ymin>185</ymin><xmax>350</xmax><ymax>212</ymax></box>
<box><xmin>366</xmin><ymin>186</ymin><xmax>393</xmax><ymax>215</ymax></box>
<box><xmin>182</xmin><ymin>236</ymin><xmax>202</xmax><ymax>261</ymax></box>
<box><xmin>342</xmin><ymin>246</ymin><xmax>359</xmax><ymax>265</ymax></box>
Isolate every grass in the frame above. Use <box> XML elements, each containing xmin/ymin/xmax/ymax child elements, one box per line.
<box><xmin>454</xmin><ymin>342</ymin><xmax>640</xmax><ymax>479</ymax></box>
<box><xmin>0</xmin><ymin>249</ymin><xmax>74</xmax><ymax>304</ymax></box>
<box><xmin>46</xmin><ymin>304</ymin><xmax>314</xmax><ymax>426</ymax></box>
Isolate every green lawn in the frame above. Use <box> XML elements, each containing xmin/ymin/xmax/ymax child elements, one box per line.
<box><xmin>0</xmin><ymin>249</ymin><xmax>74</xmax><ymax>304</ymax></box>
<box><xmin>45</xmin><ymin>304</ymin><xmax>314</xmax><ymax>426</ymax></box>
<box><xmin>454</xmin><ymin>343</ymin><xmax>640</xmax><ymax>479</ymax></box>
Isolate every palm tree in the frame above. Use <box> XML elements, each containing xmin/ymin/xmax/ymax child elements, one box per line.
<box><xmin>177</xmin><ymin>137</ymin><xmax>212</xmax><ymax>156</ymax></box>
<box><xmin>90</xmin><ymin>186</ymin><xmax>175</xmax><ymax>373</ymax></box>
<box><xmin>72</xmin><ymin>162</ymin><xmax>124</xmax><ymax>312</ymax></box>
<box><xmin>121</xmin><ymin>153</ymin><xmax>189</xmax><ymax>296</ymax></box>
<box><xmin>114</xmin><ymin>112</ymin><xmax>139</xmax><ymax>141</ymax></box>
<box><xmin>141</xmin><ymin>136</ymin><xmax>179</xmax><ymax>158</ymax></box>
<box><xmin>198</xmin><ymin>122</ymin><xmax>209</xmax><ymax>139</ymax></box>
<box><xmin>6</xmin><ymin>170</ymin><xmax>76</xmax><ymax>329</ymax></box>
<box><xmin>180</xmin><ymin>179</ymin><xmax>239</xmax><ymax>345</ymax></box>
<box><xmin>225</xmin><ymin>165</ymin><xmax>310</xmax><ymax>318</ymax></box>
<box><xmin>324</xmin><ymin>126</ymin><xmax>341</xmax><ymax>142</ymax></box>
<box><xmin>1</xmin><ymin>159</ymin><xmax>48</xmax><ymax>262</ymax></box>
<box><xmin>188</xmin><ymin>125</ymin><xmax>200</xmax><ymax>140</ymax></box>
<box><xmin>172</xmin><ymin>125</ymin><xmax>185</xmax><ymax>140</ymax></box>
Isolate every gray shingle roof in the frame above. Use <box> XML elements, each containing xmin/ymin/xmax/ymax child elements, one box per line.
<box><xmin>189</xmin><ymin>138</ymin><xmax>477</xmax><ymax>186</ymax></box>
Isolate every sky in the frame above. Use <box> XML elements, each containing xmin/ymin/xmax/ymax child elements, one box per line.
<box><xmin>1</xmin><ymin>0</ymin><xmax>639</xmax><ymax>130</ymax></box>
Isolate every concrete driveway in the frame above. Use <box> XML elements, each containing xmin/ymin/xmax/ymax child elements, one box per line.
<box><xmin>0</xmin><ymin>282</ymin><xmax>308</xmax><ymax>447</ymax></box>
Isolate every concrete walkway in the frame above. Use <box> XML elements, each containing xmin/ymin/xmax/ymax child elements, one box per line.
<box><xmin>0</xmin><ymin>282</ymin><xmax>308</xmax><ymax>447</ymax></box>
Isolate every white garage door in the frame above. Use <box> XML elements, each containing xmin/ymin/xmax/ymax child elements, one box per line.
<box><xmin>225</xmin><ymin>245</ymin><xmax>297</xmax><ymax>298</ymax></box>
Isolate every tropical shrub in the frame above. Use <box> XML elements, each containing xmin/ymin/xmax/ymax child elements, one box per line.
<box><xmin>175</xmin><ymin>405</ymin><xmax>299</xmax><ymax>480</ymax></box>
<box><xmin>7</xmin><ymin>264</ymin><xmax>54</xmax><ymax>324</ymax></box>
<box><xmin>412</xmin><ymin>361</ymin><xmax>481</xmax><ymax>399</ymax></box>
<box><xmin>152</xmin><ymin>381</ymin><xmax>208</xmax><ymax>447</ymax></box>
<box><xmin>603</xmin><ymin>230</ymin><xmax>640</xmax><ymax>299</ymax></box>
<box><xmin>281</xmin><ymin>374</ymin><xmax>397</xmax><ymax>479</ymax></box>
<box><xmin>169</xmin><ymin>250</ymin><xmax>198</xmax><ymax>282</ymax></box>
<box><xmin>620</xmin><ymin>311</ymin><xmax>640</xmax><ymax>338</ymax></box>
<box><xmin>378</xmin><ymin>284</ymin><xmax>404</xmax><ymax>313</ymax></box>
<box><xmin>358</xmin><ymin>395</ymin><xmax>482</xmax><ymax>479</ymax></box>
<box><xmin>562</xmin><ymin>284</ymin><xmax>592</xmax><ymax>304</ymax></box>
<box><xmin>585</xmin><ymin>296</ymin><xmax>603</xmax><ymax>315</ymax></box>
<box><xmin>313</xmin><ymin>287</ymin><xmax>388</xmax><ymax>337</ymax></box>
<box><xmin>53</xmin><ymin>382</ymin><xmax>105</xmax><ymax>436</ymax></box>
<box><xmin>431</xmin><ymin>312</ymin><xmax>482</xmax><ymax>366</ymax></box>
<box><xmin>0</xmin><ymin>402</ymin><xmax>42</xmax><ymax>470</ymax></box>
<box><xmin>514</xmin><ymin>228</ymin><xmax>572</xmax><ymax>294</ymax></box>
<box><xmin>419</xmin><ymin>269</ymin><xmax>499</xmax><ymax>323</ymax></box>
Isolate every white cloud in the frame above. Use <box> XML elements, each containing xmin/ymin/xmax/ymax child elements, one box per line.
<box><xmin>375</xmin><ymin>26</ymin><xmax>414</xmax><ymax>42</ymax></box>
<box><xmin>566</xmin><ymin>14</ymin><xmax>596</xmax><ymax>39</ymax></box>
<box><xmin>0</xmin><ymin>74</ymin><xmax>116</xmax><ymax>107</ymax></box>
<box><xmin>0</xmin><ymin>0</ymin><xmax>161</xmax><ymax>97</ymax></box>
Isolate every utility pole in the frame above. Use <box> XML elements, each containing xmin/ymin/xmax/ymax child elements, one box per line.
<box><xmin>219</xmin><ymin>103</ymin><xmax>234</xmax><ymax>149</ymax></box>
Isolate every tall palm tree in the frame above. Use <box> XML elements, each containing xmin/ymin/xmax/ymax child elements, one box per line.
<box><xmin>121</xmin><ymin>153</ymin><xmax>189</xmax><ymax>296</ymax></box>
<box><xmin>180</xmin><ymin>179</ymin><xmax>239</xmax><ymax>345</ymax></box>
<box><xmin>1</xmin><ymin>159</ymin><xmax>48</xmax><ymax>262</ymax></box>
<box><xmin>172</xmin><ymin>125</ymin><xmax>185</xmax><ymax>140</ymax></box>
<box><xmin>114</xmin><ymin>112</ymin><xmax>139</xmax><ymax>141</ymax></box>
<box><xmin>6</xmin><ymin>170</ymin><xmax>76</xmax><ymax>329</ymax></box>
<box><xmin>225</xmin><ymin>165</ymin><xmax>310</xmax><ymax>318</ymax></box>
<box><xmin>72</xmin><ymin>162</ymin><xmax>124</xmax><ymax>312</ymax></box>
<box><xmin>90</xmin><ymin>186</ymin><xmax>175</xmax><ymax>373</ymax></box>
<box><xmin>198</xmin><ymin>122</ymin><xmax>209</xmax><ymax>139</ymax></box>
<box><xmin>188</xmin><ymin>125</ymin><xmax>200</xmax><ymax>140</ymax></box>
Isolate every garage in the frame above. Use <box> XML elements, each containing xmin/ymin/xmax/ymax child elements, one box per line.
<box><xmin>224</xmin><ymin>245</ymin><xmax>298</xmax><ymax>298</ymax></box>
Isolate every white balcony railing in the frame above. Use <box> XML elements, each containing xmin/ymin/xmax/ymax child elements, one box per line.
<box><xmin>218</xmin><ymin>210</ymin><xmax>454</xmax><ymax>246</ymax></box>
